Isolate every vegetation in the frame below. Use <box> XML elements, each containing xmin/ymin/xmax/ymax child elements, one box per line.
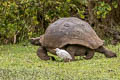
<box><xmin>0</xmin><ymin>43</ymin><xmax>120</xmax><ymax>80</ymax></box>
<box><xmin>0</xmin><ymin>1</ymin><xmax>120</xmax><ymax>79</ymax></box>
<box><xmin>0</xmin><ymin>0</ymin><xmax>120</xmax><ymax>44</ymax></box>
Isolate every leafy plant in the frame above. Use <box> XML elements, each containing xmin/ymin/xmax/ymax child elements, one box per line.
<box><xmin>94</xmin><ymin>1</ymin><xmax>112</xmax><ymax>18</ymax></box>
<box><xmin>0</xmin><ymin>0</ymin><xmax>119</xmax><ymax>44</ymax></box>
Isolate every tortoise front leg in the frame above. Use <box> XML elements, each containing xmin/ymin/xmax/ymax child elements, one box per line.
<box><xmin>83</xmin><ymin>50</ymin><xmax>95</xmax><ymax>60</ymax></box>
<box><xmin>37</xmin><ymin>46</ymin><xmax>51</xmax><ymax>60</ymax></box>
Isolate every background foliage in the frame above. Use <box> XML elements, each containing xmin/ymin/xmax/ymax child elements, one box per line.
<box><xmin>0</xmin><ymin>0</ymin><xmax>120</xmax><ymax>44</ymax></box>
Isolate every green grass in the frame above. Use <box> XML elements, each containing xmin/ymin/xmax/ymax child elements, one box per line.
<box><xmin>0</xmin><ymin>43</ymin><xmax>120</xmax><ymax>80</ymax></box>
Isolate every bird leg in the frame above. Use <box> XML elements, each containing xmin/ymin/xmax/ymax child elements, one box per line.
<box><xmin>64</xmin><ymin>58</ymin><xmax>71</xmax><ymax>62</ymax></box>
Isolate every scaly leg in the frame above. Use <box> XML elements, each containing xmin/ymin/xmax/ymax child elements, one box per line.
<box><xmin>65</xmin><ymin>46</ymin><xmax>76</xmax><ymax>62</ymax></box>
<box><xmin>84</xmin><ymin>50</ymin><xmax>95</xmax><ymax>60</ymax></box>
<box><xmin>37</xmin><ymin>46</ymin><xmax>55</xmax><ymax>60</ymax></box>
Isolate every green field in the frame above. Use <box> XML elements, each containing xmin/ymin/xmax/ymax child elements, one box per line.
<box><xmin>0</xmin><ymin>43</ymin><xmax>120</xmax><ymax>80</ymax></box>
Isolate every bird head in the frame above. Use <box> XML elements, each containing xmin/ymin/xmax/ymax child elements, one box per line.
<box><xmin>29</xmin><ymin>35</ymin><xmax>44</xmax><ymax>46</ymax></box>
<box><xmin>55</xmin><ymin>48</ymin><xmax>60</xmax><ymax>52</ymax></box>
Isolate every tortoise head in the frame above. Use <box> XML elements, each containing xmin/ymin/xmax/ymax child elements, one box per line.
<box><xmin>30</xmin><ymin>35</ymin><xmax>44</xmax><ymax>46</ymax></box>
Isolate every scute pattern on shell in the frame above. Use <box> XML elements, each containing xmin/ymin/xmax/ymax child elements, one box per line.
<box><xmin>42</xmin><ymin>17</ymin><xmax>104</xmax><ymax>49</ymax></box>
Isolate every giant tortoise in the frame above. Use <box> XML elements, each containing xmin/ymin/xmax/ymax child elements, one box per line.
<box><xmin>30</xmin><ymin>17</ymin><xmax>117</xmax><ymax>61</ymax></box>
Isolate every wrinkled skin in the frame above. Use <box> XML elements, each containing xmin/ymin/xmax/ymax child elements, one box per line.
<box><xmin>30</xmin><ymin>37</ymin><xmax>117</xmax><ymax>62</ymax></box>
<box><xmin>37</xmin><ymin>46</ymin><xmax>55</xmax><ymax>61</ymax></box>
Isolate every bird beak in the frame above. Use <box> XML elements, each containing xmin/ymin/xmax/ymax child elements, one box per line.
<box><xmin>53</xmin><ymin>49</ymin><xmax>56</xmax><ymax>51</ymax></box>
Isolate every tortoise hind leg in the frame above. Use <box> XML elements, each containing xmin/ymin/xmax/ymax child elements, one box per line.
<box><xmin>37</xmin><ymin>46</ymin><xmax>55</xmax><ymax>60</ymax></box>
<box><xmin>65</xmin><ymin>46</ymin><xmax>76</xmax><ymax>62</ymax></box>
<box><xmin>83</xmin><ymin>50</ymin><xmax>95</xmax><ymax>60</ymax></box>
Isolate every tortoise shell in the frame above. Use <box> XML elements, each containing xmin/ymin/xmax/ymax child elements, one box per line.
<box><xmin>42</xmin><ymin>17</ymin><xmax>104</xmax><ymax>49</ymax></box>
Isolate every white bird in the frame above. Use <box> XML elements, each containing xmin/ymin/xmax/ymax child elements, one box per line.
<box><xmin>55</xmin><ymin>48</ymin><xmax>72</xmax><ymax>60</ymax></box>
